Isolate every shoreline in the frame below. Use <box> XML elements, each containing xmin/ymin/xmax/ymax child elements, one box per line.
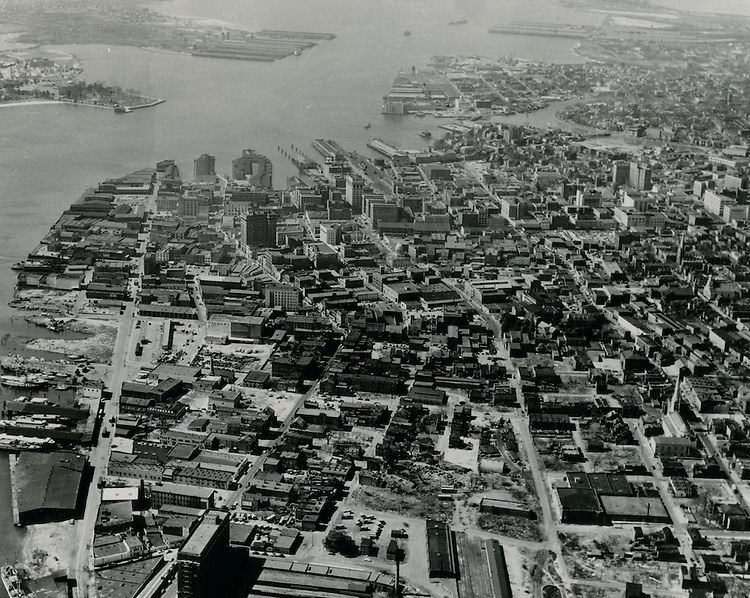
<box><xmin>0</xmin><ymin>98</ymin><xmax>166</xmax><ymax>111</ymax></box>
<box><xmin>0</xmin><ymin>100</ymin><xmax>64</xmax><ymax>109</ymax></box>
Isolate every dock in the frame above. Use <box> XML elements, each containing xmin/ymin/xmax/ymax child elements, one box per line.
<box><xmin>367</xmin><ymin>138</ymin><xmax>407</xmax><ymax>160</ymax></box>
<box><xmin>256</xmin><ymin>30</ymin><xmax>336</xmax><ymax>41</ymax></box>
<box><xmin>312</xmin><ymin>138</ymin><xmax>347</xmax><ymax>160</ymax></box>
<box><xmin>489</xmin><ymin>23</ymin><xmax>593</xmax><ymax>39</ymax></box>
<box><xmin>9</xmin><ymin>454</ymin><xmax>20</xmax><ymax>526</ymax></box>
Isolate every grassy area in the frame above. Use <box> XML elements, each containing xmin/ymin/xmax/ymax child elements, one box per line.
<box><xmin>477</xmin><ymin>512</ymin><xmax>543</xmax><ymax>542</ymax></box>
<box><xmin>351</xmin><ymin>485</ymin><xmax>454</xmax><ymax>522</ymax></box>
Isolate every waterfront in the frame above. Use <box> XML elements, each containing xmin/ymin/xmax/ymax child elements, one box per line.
<box><xmin>0</xmin><ymin>0</ymin><xmax>603</xmax><ymax>565</ymax></box>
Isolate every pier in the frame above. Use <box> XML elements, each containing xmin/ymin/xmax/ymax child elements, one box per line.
<box><xmin>367</xmin><ymin>138</ymin><xmax>407</xmax><ymax>160</ymax></box>
<box><xmin>489</xmin><ymin>23</ymin><xmax>594</xmax><ymax>39</ymax></box>
<box><xmin>9</xmin><ymin>454</ymin><xmax>20</xmax><ymax>526</ymax></box>
<box><xmin>312</xmin><ymin>138</ymin><xmax>347</xmax><ymax>161</ymax></box>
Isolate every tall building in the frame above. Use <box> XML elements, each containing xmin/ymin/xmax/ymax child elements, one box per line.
<box><xmin>241</xmin><ymin>212</ymin><xmax>278</xmax><ymax>248</ymax></box>
<box><xmin>629</xmin><ymin>162</ymin><xmax>652</xmax><ymax>191</ymax></box>
<box><xmin>612</xmin><ymin>160</ymin><xmax>629</xmax><ymax>188</ymax></box>
<box><xmin>345</xmin><ymin>175</ymin><xmax>365</xmax><ymax>214</ymax></box>
<box><xmin>703</xmin><ymin>189</ymin><xmax>732</xmax><ymax>217</ymax></box>
<box><xmin>194</xmin><ymin>154</ymin><xmax>216</xmax><ymax>183</ymax></box>
<box><xmin>319</xmin><ymin>222</ymin><xmax>342</xmax><ymax>245</ymax></box>
<box><xmin>177</xmin><ymin>510</ymin><xmax>230</xmax><ymax>598</ymax></box>
<box><xmin>232</xmin><ymin>149</ymin><xmax>273</xmax><ymax>188</ymax></box>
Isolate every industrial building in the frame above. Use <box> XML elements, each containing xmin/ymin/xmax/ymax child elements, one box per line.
<box><xmin>15</xmin><ymin>451</ymin><xmax>87</xmax><ymax>525</ymax></box>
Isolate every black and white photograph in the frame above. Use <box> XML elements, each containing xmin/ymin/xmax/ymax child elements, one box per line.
<box><xmin>1</xmin><ymin>0</ymin><xmax>750</xmax><ymax>596</ymax></box>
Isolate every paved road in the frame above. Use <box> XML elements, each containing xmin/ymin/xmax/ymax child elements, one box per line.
<box><xmin>511</xmin><ymin>413</ymin><xmax>572</xmax><ymax>595</ymax></box>
<box><xmin>74</xmin><ymin>186</ymin><xmax>155</xmax><ymax>597</ymax></box>
<box><xmin>630</xmin><ymin>422</ymin><xmax>696</xmax><ymax>566</ymax></box>
<box><xmin>698</xmin><ymin>432</ymin><xmax>750</xmax><ymax>513</ymax></box>
<box><xmin>74</xmin><ymin>302</ymin><xmax>137</xmax><ymax>598</ymax></box>
<box><xmin>443</xmin><ymin>278</ymin><xmax>508</xmax><ymax>360</ymax></box>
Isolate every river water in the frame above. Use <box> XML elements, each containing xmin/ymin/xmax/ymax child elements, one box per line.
<box><xmin>0</xmin><ymin>0</ymin><xmax>602</xmax><ymax>565</ymax></box>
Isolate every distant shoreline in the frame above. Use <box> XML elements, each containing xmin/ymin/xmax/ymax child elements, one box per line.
<box><xmin>0</xmin><ymin>98</ymin><xmax>165</xmax><ymax>111</ymax></box>
<box><xmin>0</xmin><ymin>100</ymin><xmax>64</xmax><ymax>109</ymax></box>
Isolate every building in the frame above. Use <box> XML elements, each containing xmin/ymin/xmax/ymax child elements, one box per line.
<box><xmin>485</xmin><ymin>540</ymin><xmax>513</xmax><ymax>598</ymax></box>
<box><xmin>241</xmin><ymin>212</ymin><xmax>278</xmax><ymax>248</ymax></box>
<box><xmin>194</xmin><ymin>154</ymin><xmax>216</xmax><ymax>184</ymax></box>
<box><xmin>178</xmin><ymin>509</ymin><xmax>231</xmax><ymax>598</ymax></box>
<box><xmin>629</xmin><ymin>162</ymin><xmax>652</xmax><ymax>191</ymax></box>
<box><xmin>290</xmin><ymin>187</ymin><xmax>324</xmax><ymax>211</ymax></box>
<box><xmin>148</xmin><ymin>481</ymin><xmax>216</xmax><ymax>509</ymax></box>
<box><xmin>600</xmin><ymin>496</ymin><xmax>671</xmax><ymax>524</ymax></box>
<box><xmin>612</xmin><ymin>160</ymin><xmax>629</xmax><ymax>188</ymax></box>
<box><xmin>207</xmin><ymin>314</ymin><xmax>265</xmax><ymax>342</ymax></box>
<box><xmin>703</xmin><ymin>189</ymin><xmax>734</xmax><ymax>218</ymax></box>
<box><xmin>264</xmin><ymin>284</ymin><xmax>301</xmax><ymax>310</ymax></box>
<box><xmin>480</xmin><ymin>496</ymin><xmax>535</xmax><ymax>519</ymax></box>
<box><xmin>224</xmin><ymin>188</ymin><xmax>273</xmax><ymax>217</ymax></box>
<box><xmin>426</xmin><ymin>519</ymin><xmax>457</xmax><ymax>578</ymax></box>
<box><xmin>232</xmin><ymin>149</ymin><xmax>272</xmax><ymax>188</ymax></box>
<box><xmin>15</xmin><ymin>451</ymin><xmax>87</xmax><ymax>525</ymax></box>
<box><xmin>556</xmin><ymin>487</ymin><xmax>604</xmax><ymax>525</ymax></box>
<box><xmin>651</xmin><ymin>436</ymin><xmax>695</xmax><ymax>458</ymax></box>
<box><xmin>345</xmin><ymin>175</ymin><xmax>365</xmax><ymax>213</ymax></box>
<box><xmin>180</xmin><ymin>191</ymin><xmax>204</xmax><ymax>218</ymax></box>
<box><xmin>319</xmin><ymin>222</ymin><xmax>342</xmax><ymax>245</ymax></box>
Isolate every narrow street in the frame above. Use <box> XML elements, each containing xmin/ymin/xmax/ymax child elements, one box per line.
<box><xmin>511</xmin><ymin>413</ymin><xmax>572</xmax><ymax>596</ymax></box>
<box><xmin>630</xmin><ymin>422</ymin><xmax>696</xmax><ymax>566</ymax></box>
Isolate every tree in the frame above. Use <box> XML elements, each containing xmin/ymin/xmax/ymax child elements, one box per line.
<box><xmin>324</xmin><ymin>531</ymin><xmax>357</xmax><ymax>557</ymax></box>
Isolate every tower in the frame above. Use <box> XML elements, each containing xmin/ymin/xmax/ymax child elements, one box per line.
<box><xmin>177</xmin><ymin>510</ymin><xmax>231</xmax><ymax>598</ymax></box>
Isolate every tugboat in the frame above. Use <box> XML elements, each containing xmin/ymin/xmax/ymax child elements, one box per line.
<box><xmin>419</xmin><ymin>130</ymin><xmax>432</xmax><ymax>138</ymax></box>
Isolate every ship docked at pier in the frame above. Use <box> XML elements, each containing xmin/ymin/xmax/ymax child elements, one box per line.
<box><xmin>1</xmin><ymin>566</ymin><xmax>34</xmax><ymax>598</ymax></box>
<box><xmin>0</xmin><ymin>374</ymin><xmax>49</xmax><ymax>390</ymax></box>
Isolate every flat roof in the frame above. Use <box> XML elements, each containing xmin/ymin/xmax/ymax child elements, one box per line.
<box><xmin>557</xmin><ymin>488</ymin><xmax>602</xmax><ymax>513</ymax></box>
<box><xmin>149</xmin><ymin>481</ymin><xmax>215</xmax><ymax>498</ymax></box>
<box><xmin>600</xmin><ymin>496</ymin><xmax>670</xmax><ymax>521</ymax></box>
<box><xmin>179</xmin><ymin>509</ymin><xmax>227</xmax><ymax>558</ymax></box>
<box><xmin>101</xmin><ymin>486</ymin><xmax>139</xmax><ymax>502</ymax></box>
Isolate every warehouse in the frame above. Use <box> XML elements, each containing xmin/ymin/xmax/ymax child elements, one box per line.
<box><xmin>600</xmin><ymin>496</ymin><xmax>671</xmax><ymax>524</ymax></box>
<box><xmin>556</xmin><ymin>488</ymin><xmax>604</xmax><ymax>525</ymax></box>
<box><xmin>15</xmin><ymin>451</ymin><xmax>87</xmax><ymax>525</ymax></box>
<box><xmin>426</xmin><ymin>519</ymin><xmax>458</xmax><ymax>578</ymax></box>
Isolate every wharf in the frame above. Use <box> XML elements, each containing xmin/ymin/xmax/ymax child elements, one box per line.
<box><xmin>312</xmin><ymin>139</ymin><xmax>346</xmax><ymax>160</ymax></box>
<box><xmin>256</xmin><ymin>29</ymin><xmax>336</xmax><ymax>41</ymax></box>
<box><xmin>489</xmin><ymin>24</ymin><xmax>592</xmax><ymax>39</ymax></box>
<box><xmin>190</xmin><ymin>50</ymin><xmax>276</xmax><ymax>62</ymax></box>
<box><xmin>9</xmin><ymin>454</ymin><xmax>20</xmax><ymax>526</ymax></box>
<box><xmin>367</xmin><ymin>138</ymin><xmax>407</xmax><ymax>159</ymax></box>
